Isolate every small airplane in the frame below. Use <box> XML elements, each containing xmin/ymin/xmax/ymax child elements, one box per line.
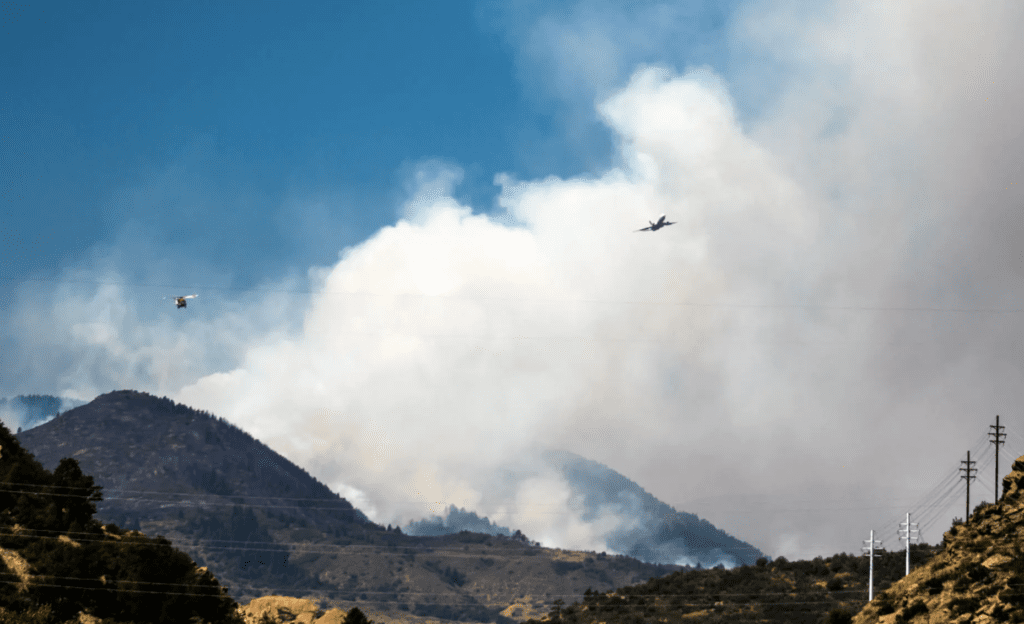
<box><xmin>167</xmin><ymin>294</ymin><xmax>198</xmax><ymax>309</ymax></box>
<box><xmin>635</xmin><ymin>214</ymin><xmax>675</xmax><ymax>232</ymax></box>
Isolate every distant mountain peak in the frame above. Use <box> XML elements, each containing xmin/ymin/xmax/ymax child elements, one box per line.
<box><xmin>14</xmin><ymin>391</ymin><xmax>685</xmax><ymax>614</ymax></box>
<box><xmin>402</xmin><ymin>449</ymin><xmax>764</xmax><ymax>568</ymax></box>
<box><xmin>16</xmin><ymin>389</ymin><xmax>369</xmax><ymax>525</ymax></box>
<box><xmin>546</xmin><ymin>450</ymin><xmax>765</xmax><ymax>567</ymax></box>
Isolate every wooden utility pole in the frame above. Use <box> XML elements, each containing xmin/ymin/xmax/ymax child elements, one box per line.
<box><xmin>961</xmin><ymin>451</ymin><xmax>977</xmax><ymax>521</ymax></box>
<box><xmin>990</xmin><ymin>415</ymin><xmax>1006</xmax><ymax>501</ymax></box>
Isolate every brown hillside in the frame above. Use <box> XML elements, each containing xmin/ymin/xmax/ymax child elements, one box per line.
<box><xmin>16</xmin><ymin>390</ymin><xmax>680</xmax><ymax>621</ymax></box>
<box><xmin>853</xmin><ymin>456</ymin><xmax>1024</xmax><ymax>624</ymax></box>
<box><xmin>15</xmin><ymin>389</ymin><xmax>364</xmax><ymax>526</ymax></box>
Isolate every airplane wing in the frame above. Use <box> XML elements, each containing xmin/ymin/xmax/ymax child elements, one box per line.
<box><xmin>635</xmin><ymin>226</ymin><xmax>653</xmax><ymax>232</ymax></box>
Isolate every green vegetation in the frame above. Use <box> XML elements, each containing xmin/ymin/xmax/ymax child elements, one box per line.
<box><xmin>0</xmin><ymin>420</ymin><xmax>243</xmax><ymax>624</ymax></box>
<box><xmin>524</xmin><ymin>545</ymin><xmax>941</xmax><ymax>624</ymax></box>
<box><xmin>345</xmin><ymin>607</ymin><xmax>373</xmax><ymax>624</ymax></box>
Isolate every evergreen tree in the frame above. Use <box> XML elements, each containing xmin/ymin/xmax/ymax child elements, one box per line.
<box><xmin>49</xmin><ymin>458</ymin><xmax>102</xmax><ymax>533</ymax></box>
<box><xmin>346</xmin><ymin>606</ymin><xmax>373</xmax><ymax>624</ymax></box>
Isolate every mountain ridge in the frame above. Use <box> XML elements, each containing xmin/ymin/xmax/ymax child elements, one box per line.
<box><xmin>406</xmin><ymin>451</ymin><xmax>764</xmax><ymax>568</ymax></box>
<box><xmin>16</xmin><ymin>389</ymin><xmax>682</xmax><ymax>621</ymax></box>
<box><xmin>17</xmin><ymin>389</ymin><xmax>368</xmax><ymax>526</ymax></box>
<box><xmin>544</xmin><ymin>449</ymin><xmax>764</xmax><ymax>567</ymax></box>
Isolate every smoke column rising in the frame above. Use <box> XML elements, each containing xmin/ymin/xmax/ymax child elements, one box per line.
<box><xmin>5</xmin><ymin>1</ymin><xmax>1024</xmax><ymax>559</ymax></box>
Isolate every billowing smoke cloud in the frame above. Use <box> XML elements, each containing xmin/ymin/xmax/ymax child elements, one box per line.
<box><xmin>5</xmin><ymin>1</ymin><xmax>1024</xmax><ymax>560</ymax></box>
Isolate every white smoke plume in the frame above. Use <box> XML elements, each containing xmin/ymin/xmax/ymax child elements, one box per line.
<box><xmin>5</xmin><ymin>1</ymin><xmax>1024</xmax><ymax>560</ymax></box>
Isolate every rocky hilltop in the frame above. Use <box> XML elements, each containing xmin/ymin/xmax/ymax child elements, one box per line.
<box><xmin>853</xmin><ymin>456</ymin><xmax>1024</xmax><ymax>624</ymax></box>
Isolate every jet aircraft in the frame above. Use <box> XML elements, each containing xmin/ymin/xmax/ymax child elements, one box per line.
<box><xmin>168</xmin><ymin>294</ymin><xmax>198</xmax><ymax>309</ymax></box>
<box><xmin>635</xmin><ymin>214</ymin><xmax>675</xmax><ymax>232</ymax></box>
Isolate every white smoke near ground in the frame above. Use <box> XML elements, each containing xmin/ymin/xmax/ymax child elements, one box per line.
<box><xmin>5</xmin><ymin>1</ymin><xmax>1024</xmax><ymax>561</ymax></box>
<box><xmin>0</xmin><ymin>396</ymin><xmax>84</xmax><ymax>434</ymax></box>
<box><xmin>0</xmin><ymin>405</ymin><xmax>23</xmax><ymax>435</ymax></box>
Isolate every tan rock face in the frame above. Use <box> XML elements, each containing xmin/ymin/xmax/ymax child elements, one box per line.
<box><xmin>981</xmin><ymin>554</ymin><xmax>1012</xmax><ymax>569</ymax></box>
<box><xmin>0</xmin><ymin>548</ymin><xmax>32</xmax><ymax>592</ymax></box>
<box><xmin>853</xmin><ymin>456</ymin><xmax>1024</xmax><ymax>624</ymax></box>
<box><xmin>58</xmin><ymin>534</ymin><xmax>81</xmax><ymax>547</ymax></box>
<box><xmin>238</xmin><ymin>595</ymin><xmax>348</xmax><ymax>624</ymax></box>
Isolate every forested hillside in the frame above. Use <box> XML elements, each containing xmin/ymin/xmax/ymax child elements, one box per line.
<box><xmin>0</xmin><ymin>418</ymin><xmax>242</xmax><ymax>624</ymax></box>
<box><xmin>15</xmin><ymin>391</ymin><xmax>681</xmax><ymax>622</ymax></box>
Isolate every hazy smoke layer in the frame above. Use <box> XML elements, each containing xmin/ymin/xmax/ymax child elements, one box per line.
<box><xmin>5</xmin><ymin>1</ymin><xmax>1024</xmax><ymax>560</ymax></box>
<box><xmin>0</xmin><ymin>395</ymin><xmax>83</xmax><ymax>433</ymax></box>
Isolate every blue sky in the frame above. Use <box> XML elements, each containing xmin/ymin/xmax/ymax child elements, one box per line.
<box><xmin>2</xmin><ymin>0</ymin><xmax>740</xmax><ymax>289</ymax></box>
<box><xmin>3</xmin><ymin>0</ymin><xmax>1024</xmax><ymax>562</ymax></box>
<box><xmin>4</xmin><ymin>0</ymin><xmax>519</xmax><ymax>285</ymax></box>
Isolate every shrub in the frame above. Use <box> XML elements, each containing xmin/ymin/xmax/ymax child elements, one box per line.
<box><xmin>0</xmin><ymin>605</ymin><xmax>55</xmax><ymax>624</ymax></box>
<box><xmin>902</xmin><ymin>600</ymin><xmax>928</xmax><ymax>619</ymax></box>
<box><xmin>924</xmin><ymin>577</ymin><xmax>944</xmax><ymax>595</ymax></box>
<box><xmin>949</xmin><ymin>596</ymin><xmax>981</xmax><ymax>615</ymax></box>
<box><xmin>346</xmin><ymin>608</ymin><xmax>372</xmax><ymax>624</ymax></box>
<box><xmin>552</xmin><ymin>561</ymin><xmax>584</xmax><ymax>575</ymax></box>
<box><xmin>967</xmin><ymin>563</ymin><xmax>990</xmax><ymax>582</ymax></box>
<box><xmin>875</xmin><ymin>598</ymin><xmax>896</xmax><ymax>616</ymax></box>
<box><xmin>823</xmin><ymin>608</ymin><xmax>853</xmax><ymax>624</ymax></box>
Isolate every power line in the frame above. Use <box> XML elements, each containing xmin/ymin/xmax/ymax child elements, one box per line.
<box><xmin>1</xmin><ymin>479</ymin><xmax>949</xmax><ymax>518</ymax></box>
<box><xmin>879</xmin><ymin>459</ymin><xmax>963</xmax><ymax>540</ymax></box>
<box><xmin>6</xmin><ymin>276</ymin><xmax>1024</xmax><ymax>316</ymax></box>
<box><xmin>0</xmin><ymin>576</ymin><xmax>888</xmax><ymax>609</ymax></box>
<box><xmin>915</xmin><ymin>484</ymin><xmax>961</xmax><ymax>529</ymax></box>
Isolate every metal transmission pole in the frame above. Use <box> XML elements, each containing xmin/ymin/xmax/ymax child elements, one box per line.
<box><xmin>990</xmin><ymin>415</ymin><xmax>1006</xmax><ymax>501</ymax></box>
<box><xmin>898</xmin><ymin>512</ymin><xmax>919</xmax><ymax>576</ymax></box>
<box><xmin>960</xmin><ymin>451</ymin><xmax>977</xmax><ymax>522</ymax></box>
<box><xmin>862</xmin><ymin>530</ymin><xmax>883</xmax><ymax>601</ymax></box>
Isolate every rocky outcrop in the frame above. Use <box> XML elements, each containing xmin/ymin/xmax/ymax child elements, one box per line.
<box><xmin>854</xmin><ymin>456</ymin><xmax>1024</xmax><ymax>623</ymax></box>
<box><xmin>238</xmin><ymin>596</ymin><xmax>348</xmax><ymax>624</ymax></box>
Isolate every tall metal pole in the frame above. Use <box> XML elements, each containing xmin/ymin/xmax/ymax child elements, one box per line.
<box><xmin>870</xmin><ymin>530</ymin><xmax>874</xmax><ymax>602</ymax></box>
<box><xmin>899</xmin><ymin>512</ymin><xmax>919</xmax><ymax>576</ymax></box>
<box><xmin>991</xmin><ymin>415</ymin><xmax>1006</xmax><ymax>501</ymax></box>
<box><xmin>862</xmin><ymin>530</ymin><xmax>882</xmax><ymax>601</ymax></box>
